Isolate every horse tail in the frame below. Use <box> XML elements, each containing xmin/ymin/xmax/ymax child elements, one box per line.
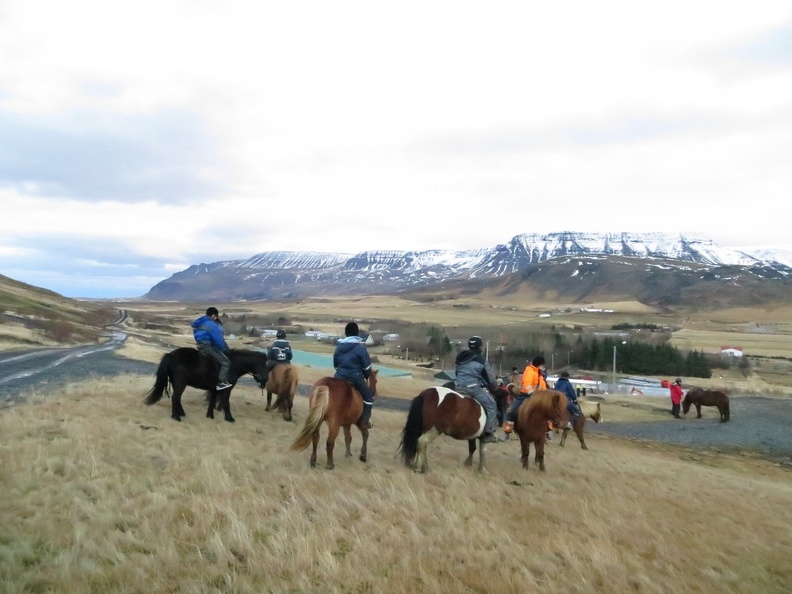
<box><xmin>291</xmin><ymin>385</ymin><xmax>329</xmax><ymax>452</ymax></box>
<box><xmin>144</xmin><ymin>353</ymin><xmax>172</xmax><ymax>405</ymax></box>
<box><xmin>398</xmin><ymin>393</ymin><xmax>425</xmax><ymax>467</ymax></box>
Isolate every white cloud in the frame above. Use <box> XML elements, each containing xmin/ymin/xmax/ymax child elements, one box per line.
<box><xmin>1</xmin><ymin>1</ymin><xmax>792</xmax><ymax>296</ymax></box>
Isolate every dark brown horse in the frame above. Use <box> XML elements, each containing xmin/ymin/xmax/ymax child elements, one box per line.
<box><xmin>399</xmin><ymin>386</ymin><xmax>489</xmax><ymax>473</ymax></box>
<box><xmin>515</xmin><ymin>389</ymin><xmax>572</xmax><ymax>471</ymax></box>
<box><xmin>558</xmin><ymin>398</ymin><xmax>602</xmax><ymax>449</ymax></box>
<box><xmin>143</xmin><ymin>347</ymin><xmax>268</xmax><ymax>422</ymax></box>
<box><xmin>683</xmin><ymin>387</ymin><xmax>730</xmax><ymax>422</ymax></box>
<box><xmin>290</xmin><ymin>371</ymin><xmax>378</xmax><ymax>469</ymax></box>
<box><xmin>264</xmin><ymin>364</ymin><xmax>298</xmax><ymax>421</ymax></box>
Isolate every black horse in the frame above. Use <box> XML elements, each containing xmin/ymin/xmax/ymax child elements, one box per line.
<box><xmin>144</xmin><ymin>347</ymin><xmax>268</xmax><ymax>422</ymax></box>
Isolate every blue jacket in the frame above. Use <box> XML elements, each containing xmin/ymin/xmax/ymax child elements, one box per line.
<box><xmin>191</xmin><ymin>315</ymin><xmax>229</xmax><ymax>350</ymax></box>
<box><xmin>268</xmin><ymin>339</ymin><xmax>293</xmax><ymax>363</ymax></box>
<box><xmin>554</xmin><ymin>377</ymin><xmax>578</xmax><ymax>402</ymax></box>
<box><xmin>333</xmin><ymin>336</ymin><xmax>371</xmax><ymax>381</ymax></box>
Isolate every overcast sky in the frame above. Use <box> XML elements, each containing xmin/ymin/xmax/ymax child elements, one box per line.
<box><xmin>1</xmin><ymin>1</ymin><xmax>791</xmax><ymax>298</ymax></box>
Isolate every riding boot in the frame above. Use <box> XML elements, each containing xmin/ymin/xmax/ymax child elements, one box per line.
<box><xmin>357</xmin><ymin>403</ymin><xmax>373</xmax><ymax>430</ymax></box>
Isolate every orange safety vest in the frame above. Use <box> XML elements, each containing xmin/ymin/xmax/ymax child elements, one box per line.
<box><xmin>520</xmin><ymin>364</ymin><xmax>547</xmax><ymax>395</ymax></box>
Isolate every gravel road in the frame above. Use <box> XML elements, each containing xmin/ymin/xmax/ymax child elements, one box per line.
<box><xmin>2</xmin><ymin>343</ymin><xmax>790</xmax><ymax>467</ymax></box>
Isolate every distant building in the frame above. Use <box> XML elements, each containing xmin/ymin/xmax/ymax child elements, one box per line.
<box><xmin>383</xmin><ymin>333</ymin><xmax>400</xmax><ymax>342</ymax></box>
<box><xmin>721</xmin><ymin>346</ymin><xmax>744</xmax><ymax>358</ymax></box>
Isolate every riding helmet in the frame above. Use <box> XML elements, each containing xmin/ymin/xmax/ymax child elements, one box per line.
<box><xmin>531</xmin><ymin>355</ymin><xmax>546</xmax><ymax>367</ymax></box>
<box><xmin>205</xmin><ymin>307</ymin><xmax>219</xmax><ymax>317</ymax></box>
<box><xmin>675</xmin><ymin>378</ymin><xmax>682</xmax><ymax>385</ymax></box>
<box><xmin>276</xmin><ymin>330</ymin><xmax>286</xmax><ymax>339</ymax></box>
<box><xmin>345</xmin><ymin>322</ymin><xmax>359</xmax><ymax>337</ymax></box>
<box><xmin>468</xmin><ymin>336</ymin><xmax>483</xmax><ymax>350</ymax></box>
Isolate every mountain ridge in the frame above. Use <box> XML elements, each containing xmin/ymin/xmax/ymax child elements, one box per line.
<box><xmin>144</xmin><ymin>231</ymin><xmax>792</xmax><ymax>304</ymax></box>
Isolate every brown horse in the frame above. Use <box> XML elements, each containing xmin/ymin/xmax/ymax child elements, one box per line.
<box><xmin>558</xmin><ymin>398</ymin><xmax>602</xmax><ymax>449</ymax></box>
<box><xmin>515</xmin><ymin>389</ymin><xmax>572</xmax><ymax>471</ymax></box>
<box><xmin>399</xmin><ymin>386</ymin><xmax>489</xmax><ymax>473</ymax></box>
<box><xmin>290</xmin><ymin>371</ymin><xmax>378</xmax><ymax>469</ymax></box>
<box><xmin>683</xmin><ymin>387</ymin><xmax>730</xmax><ymax>422</ymax></box>
<box><xmin>264</xmin><ymin>364</ymin><xmax>298</xmax><ymax>421</ymax></box>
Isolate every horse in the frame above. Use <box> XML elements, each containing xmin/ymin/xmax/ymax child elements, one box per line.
<box><xmin>682</xmin><ymin>387</ymin><xmax>730</xmax><ymax>422</ymax></box>
<box><xmin>399</xmin><ymin>386</ymin><xmax>490</xmax><ymax>474</ymax></box>
<box><xmin>264</xmin><ymin>364</ymin><xmax>298</xmax><ymax>421</ymax></box>
<box><xmin>514</xmin><ymin>389</ymin><xmax>572</xmax><ymax>471</ymax></box>
<box><xmin>558</xmin><ymin>397</ymin><xmax>602</xmax><ymax>449</ymax></box>
<box><xmin>290</xmin><ymin>371</ymin><xmax>378</xmax><ymax>469</ymax></box>
<box><xmin>143</xmin><ymin>347</ymin><xmax>268</xmax><ymax>422</ymax></box>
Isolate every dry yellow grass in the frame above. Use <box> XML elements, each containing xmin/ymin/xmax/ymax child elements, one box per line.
<box><xmin>1</xmin><ymin>376</ymin><xmax>791</xmax><ymax>593</ymax></box>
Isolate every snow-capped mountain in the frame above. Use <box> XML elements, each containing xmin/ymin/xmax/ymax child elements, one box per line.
<box><xmin>144</xmin><ymin>232</ymin><xmax>792</xmax><ymax>302</ymax></box>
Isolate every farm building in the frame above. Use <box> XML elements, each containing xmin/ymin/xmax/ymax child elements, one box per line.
<box><xmin>721</xmin><ymin>346</ymin><xmax>744</xmax><ymax>358</ymax></box>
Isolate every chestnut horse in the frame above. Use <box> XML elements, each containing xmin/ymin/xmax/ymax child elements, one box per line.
<box><xmin>290</xmin><ymin>371</ymin><xmax>378</xmax><ymax>469</ymax></box>
<box><xmin>399</xmin><ymin>386</ymin><xmax>489</xmax><ymax>473</ymax></box>
<box><xmin>515</xmin><ymin>389</ymin><xmax>572</xmax><ymax>471</ymax></box>
<box><xmin>144</xmin><ymin>347</ymin><xmax>268</xmax><ymax>422</ymax></box>
<box><xmin>558</xmin><ymin>398</ymin><xmax>602</xmax><ymax>449</ymax></box>
<box><xmin>264</xmin><ymin>364</ymin><xmax>298</xmax><ymax>421</ymax></box>
<box><xmin>683</xmin><ymin>387</ymin><xmax>730</xmax><ymax>422</ymax></box>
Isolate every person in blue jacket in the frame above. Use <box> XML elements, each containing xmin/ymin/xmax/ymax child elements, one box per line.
<box><xmin>191</xmin><ymin>307</ymin><xmax>232</xmax><ymax>390</ymax></box>
<box><xmin>554</xmin><ymin>371</ymin><xmax>580</xmax><ymax>429</ymax></box>
<box><xmin>333</xmin><ymin>322</ymin><xmax>374</xmax><ymax>429</ymax></box>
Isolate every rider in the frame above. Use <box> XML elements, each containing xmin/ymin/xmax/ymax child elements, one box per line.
<box><xmin>503</xmin><ymin>355</ymin><xmax>548</xmax><ymax>436</ymax></box>
<box><xmin>554</xmin><ymin>371</ymin><xmax>580</xmax><ymax>429</ymax></box>
<box><xmin>191</xmin><ymin>307</ymin><xmax>232</xmax><ymax>391</ymax></box>
<box><xmin>264</xmin><ymin>329</ymin><xmax>293</xmax><ymax>382</ymax></box>
<box><xmin>454</xmin><ymin>336</ymin><xmax>501</xmax><ymax>443</ymax></box>
<box><xmin>669</xmin><ymin>377</ymin><xmax>684</xmax><ymax>418</ymax></box>
<box><xmin>333</xmin><ymin>322</ymin><xmax>375</xmax><ymax>430</ymax></box>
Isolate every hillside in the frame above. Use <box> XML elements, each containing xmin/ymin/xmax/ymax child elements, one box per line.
<box><xmin>0</xmin><ymin>273</ymin><xmax>118</xmax><ymax>349</ymax></box>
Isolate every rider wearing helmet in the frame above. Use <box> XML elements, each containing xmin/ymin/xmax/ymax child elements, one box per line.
<box><xmin>264</xmin><ymin>329</ymin><xmax>293</xmax><ymax>380</ymax></box>
<box><xmin>454</xmin><ymin>336</ymin><xmax>501</xmax><ymax>443</ymax></box>
<box><xmin>503</xmin><ymin>355</ymin><xmax>548</xmax><ymax>436</ymax></box>
<box><xmin>191</xmin><ymin>306</ymin><xmax>232</xmax><ymax>391</ymax></box>
<box><xmin>333</xmin><ymin>322</ymin><xmax>375</xmax><ymax>429</ymax></box>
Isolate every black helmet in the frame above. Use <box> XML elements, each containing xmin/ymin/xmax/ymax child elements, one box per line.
<box><xmin>560</xmin><ymin>371</ymin><xmax>570</xmax><ymax>378</ymax></box>
<box><xmin>276</xmin><ymin>330</ymin><xmax>286</xmax><ymax>339</ymax></box>
<box><xmin>675</xmin><ymin>378</ymin><xmax>682</xmax><ymax>385</ymax></box>
<box><xmin>205</xmin><ymin>307</ymin><xmax>219</xmax><ymax>317</ymax></box>
<box><xmin>468</xmin><ymin>336</ymin><xmax>483</xmax><ymax>350</ymax></box>
<box><xmin>531</xmin><ymin>355</ymin><xmax>546</xmax><ymax>367</ymax></box>
<box><xmin>345</xmin><ymin>322</ymin><xmax>359</xmax><ymax>337</ymax></box>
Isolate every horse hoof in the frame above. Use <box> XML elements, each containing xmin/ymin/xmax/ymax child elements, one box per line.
<box><xmin>265</xmin><ymin>405</ymin><xmax>271</xmax><ymax>412</ymax></box>
<box><xmin>225</xmin><ymin>416</ymin><xmax>235</xmax><ymax>423</ymax></box>
<box><xmin>171</xmin><ymin>416</ymin><xmax>181</xmax><ymax>422</ymax></box>
<box><xmin>207</xmin><ymin>412</ymin><xmax>214</xmax><ymax>419</ymax></box>
<box><xmin>359</xmin><ymin>455</ymin><xmax>367</xmax><ymax>463</ymax></box>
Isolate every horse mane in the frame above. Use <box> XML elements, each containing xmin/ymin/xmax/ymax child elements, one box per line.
<box><xmin>524</xmin><ymin>389</ymin><xmax>566</xmax><ymax>414</ymax></box>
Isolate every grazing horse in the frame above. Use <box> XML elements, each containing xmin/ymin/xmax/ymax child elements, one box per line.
<box><xmin>290</xmin><ymin>371</ymin><xmax>378</xmax><ymax>469</ymax></box>
<box><xmin>399</xmin><ymin>386</ymin><xmax>489</xmax><ymax>474</ymax></box>
<box><xmin>264</xmin><ymin>364</ymin><xmax>298</xmax><ymax>421</ymax></box>
<box><xmin>558</xmin><ymin>398</ymin><xmax>603</xmax><ymax>449</ymax></box>
<box><xmin>683</xmin><ymin>387</ymin><xmax>730</xmax><ymax>422</ymax></box>
<box><xmin>144</xmin><ymin>347</ymin><xmax>268</xmax><ymax>422</ymax></box>
<box><xmin>515</xmin><ymin>389</ymin><xmax>572</xmax><ymax>471</ymax></box>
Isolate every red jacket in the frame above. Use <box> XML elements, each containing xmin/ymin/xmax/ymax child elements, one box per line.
<box><xmin>669</xmin><ymin>383</ymin><xmax>684</xmax><ymax>404</ymax></box>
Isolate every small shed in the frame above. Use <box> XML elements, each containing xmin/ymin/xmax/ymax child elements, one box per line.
<box><xmin>721</xmin><ymin>346</ymin><xmax>744</xmax><ymax>358</ymax></box>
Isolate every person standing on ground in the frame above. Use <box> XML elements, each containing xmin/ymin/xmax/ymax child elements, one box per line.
<box><xmin>670</xmin><ymin>378</ymin><xmax>684</xmax><ymax>418</ymax></box>
<box><xmin>191</xmin><ymin>307</ymin><xmax>232</xmax><ymax>391</ymax></box>
<box><xmin>333</xmin><ymin>322</ymin><xmax>375</xmax><ymax>429</ymax></box>
<box><xmin>454</xmin><ymin>336</ymin><xmax>501</xmax><ymax>443</ymax></box>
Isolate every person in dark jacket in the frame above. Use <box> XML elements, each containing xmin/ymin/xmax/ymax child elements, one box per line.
<box><xmin>333</xmin><ymin>322</ymin><xmax>374</xmax><ymax>429</ymax></box>
<box><xmin>191</xmin><ymin>307</ymin><xmax>232</xmax><ymax>391</ymax></box>
<box><xmin>554</xmin><ymin>371</ymin><xmax>580</xmax><ymax>428</ymax></box>
<box><xmin>264</xmin><ymin>330</ymin><xmax>293</xmax><ymax>379</ymax></box>
<box><xmin>454</xmin><ymin>336</ymin><xmax>501</xmax><ymax>443</ymax></box>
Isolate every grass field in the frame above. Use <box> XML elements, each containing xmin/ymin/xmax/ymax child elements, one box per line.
<box><xmin>1</xmin><ymin>376</ymin><xmax>791</xmax><ymax>593</ymax></box>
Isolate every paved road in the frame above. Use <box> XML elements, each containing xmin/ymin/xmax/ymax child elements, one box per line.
<box><xmin>2</xmin><ymin>340</ymin><xmax>790</xmax><ymax>467</ymax></box>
